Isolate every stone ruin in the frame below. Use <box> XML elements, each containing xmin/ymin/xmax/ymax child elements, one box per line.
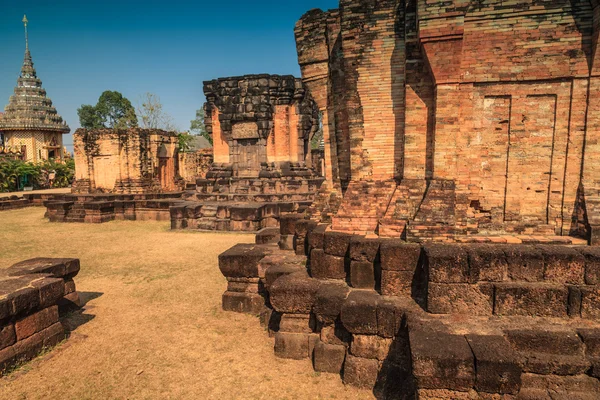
<box><xmin>296</xmin><ymin>0</ymin><xmax>600</xmax><ymax>244</ymax></box>
<box><xmin>41</xmin><ymin>75</ymin><xmax>325</xmax><ymax>230</ymax></box>
<box><xmin>218</xmin><ymin>0</ymin><xmax>600</xmax><ymax>398</ymax></box>
<box><xmin>71</xmin><ymin>128</ymin><xmax>180</xmax><ymax>194</ymax></box>
<box><xmin>0</xmin><ymin>258</ymin><xmax>81</xmax><ymax>375</ymax></box>
<box><xmin>170</xmin><ymin>74</ymin><xmax>325</xmax><ymax>231</ymax></box>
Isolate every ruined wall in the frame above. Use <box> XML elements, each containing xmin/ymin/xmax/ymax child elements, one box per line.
<box><xmin>72</xmin><ymin>128</ymin><xmax>179</xmax><ymax>194</ymax></box>
<box><xmin>296</xmin><ymin>0</ymin><xmax>600</xmax><ymax>240</ymax></box>
<box><xmin>178</xmin><ymin>148</ymin><xmax>213</xmax><ymax>183</ymax></box>
<box><xmin>203</xmin><ymin>75</ymin><xmax>319</xmax><ymax>178</ymax></box>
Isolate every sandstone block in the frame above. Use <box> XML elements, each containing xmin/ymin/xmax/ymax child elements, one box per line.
<box><xmin>313</xmin><ymin>341</ymin><xmax>346</xmax><ymax>373</ymax></box>
<box><xmin>313</xmin><ymin>281</ymin><xmax>350</xmax><ymax>325</ymax></box>
<box><xmin>307</xmin><ymin>224</ymin><xmax>328</xmax><ymax>250</ymax></box>
<box><xmin>380</xmin><ymin>241</ymin><xmax>421</xmax><ymax>271</ymax></box>
<box><xmin>578</xmin><ymin>328</ymin><xmax>600</xmax><ymax>357</ymax></box>
<box><xmin>324</xmin><ymin>231</ymin><xmax>353</xmax><ymax>257</ymax></box>
<box><xmin>578</xmin><ymin>247</ymin><xmax>600</xmax><ymax>285</ymax></box>
<box><xmin>381</xmin><ymin>270</ymin><xmax>413</xmax><ymax>297</ymax></box>
<box><xmin>295</xmin><ymin>219</ymin><xmax>318</xmax><ymax>238</ymax></box>
<box><xmin>424</xmin><ymin>244</ymin><xmax>469</xmax><ymax>283</ymax></box>
<box><xmin>264</xmin><ymin>263</ymin><xmax>303</xmax><ymax>290</ymax></box>
<box><xmin>343</xmin><ymin>355</ymin><xmax>379</xmax><ymax>389</ymax></box>
<box><xmin>465</xmin><ymin>244</ymin><xmax>508</xmax><ymax>283</ymax></box>
<box><xmin>538</xmin><ymin>245</ymin><xmax>585</xmax><ymax>285</ymax></box>
<box><xmin>0</xmin><ymin>324</ymin><xmax>16</xmax><ymax>351</ymax></box>
<box><xmin>222</xmin><ymin>292</ymin><xmax>264</xmax><ymax>314</ymax></box>
<box><xmin>310</xmin><ymin>249</ymin><xmax>346</xmax><ymax>280</ymax></box>
<box><xmin>15</xmin><ymin>306</ymin><xmax>59</xmax><ymax>341</ymax></box>
<box><xmin>581</xmin><ymin>286</ymin><xmax>600</xmax><ymax>319</ymax></box>
<box><xmin>7</xmin><ymin>287</ymin><xmax>40</xmax><ymax>317</ymax></box>
<box><xmin>278</xmin><ymin>234</ymin><xmax>295</xmax><ymax>251</ymax></box>
<box><xmin>274</xmin><ymin>332</ymin><xmax>311</xmax><ymax>360</ymax></box>
<box><xmin>349</xmin><ymin>237</ymin><xmax>380</xmax><ymax>262</ymax></box>
<box><xmin>465</xmin><ymin>334</ymin><xmax>521</xmax><ymax>394</ymax></box>
<box><xmin>218</xmin><ymin>244</ymin><xmax>269</xmax><ymax>278</ymax></box>
<box><xmin>350</xmin><ymin>261</ymin><xmax>376</xmax><ymax>289</ymax></box>
<box><xmin>31</xmin><ymin>278</ymin><xmax>65</xmax><ymax>309</ymax></box>
<box><xmin>376</xmin><ymin>297</ymin><xmax>407</xmax><ymax>339</ymax></box>
<box><xmin>8</xmin><ymin>258</ymin><xmax>80</xmax><ymax>279</ymax></box>
<box><xmin>279</xmin><ymin>214</ymin><xmax>304</xmax><ymax>235</ymax></box>
<box><xmin>409</xmin><ymin>328</ymin><xmax>475</xmax><ymax>391</ymax></box>
<box><xmin>505</xmin><ymin>328</ymin><xmax>588</xmax><ymax>375</ymax></box>
<box><xmin>494</xmin><ymin>283</ymin><xmax>568</xmax><ymax>317</ymax></box>
<box><xmin>255</xmin><ymin>227</ymin><xmax>280</xmax><ymax>244</ymax></box>
<box><xmin>270</xmin><ymin>272</ymin><xmax>320</xmax><ymax>314</ymax></box>
<box><xmin>279</xmin><ymin>313</ymin><xmax>314</xmax><ymax>334</ymax></box>
<box><xmin>350</xmin><ymin>335</ymin><xmax>392</xmax><ymax>361</ymax></box>
<box><xmin>503</xmin><ymin>245</ymin><xmax>544</xmax><ymax>282</ymax></box>
<box><xmin>427</xmin><ymin>283</ymin><xmax>493</xmax><ymax>315</ymax></box>
<box><xmin>320</xmin><ymin>323</ymin><xmax>351</xmax><ymax>346</ymax></box>
<box><xmin>341</xmin><ymin>290</ymin><xmax>379</xmax><ymax>335</ymax></box>
<box><xmin>0</xmin><ymin>298</ymin><xmax>8</xmax><ymax>322</ymax></box>
<box><xmin>63</xmin><ymin>279</ymin><xmax>76</xmax><ymax>295</ymax></box>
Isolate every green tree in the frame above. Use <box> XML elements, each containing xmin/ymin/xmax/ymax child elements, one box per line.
<box><xmin>190</xmin><ymin>108</ymin><xmax>212</xmax><ymax>145</ymax></box>
<box><xmin>77</xmin><ymin>104</ymin><xmax>103</xmax><ymax>129</ymax></box>
<box><xmin>77</xmin><ymin>91</ymin><xmax>138</xmax><ymax>129</ymax></box>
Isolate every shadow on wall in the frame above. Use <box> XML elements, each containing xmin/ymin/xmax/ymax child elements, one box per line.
<box><xmin>392</xmin><ymin>0</ymin><xmax>437</xmax><ymax>181</ymax></box>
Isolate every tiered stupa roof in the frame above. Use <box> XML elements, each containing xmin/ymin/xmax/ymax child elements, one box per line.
<box><xmin>0</xmin><ymin>15</ymin><xmax>69</xmax><ymax>134</ymax></box>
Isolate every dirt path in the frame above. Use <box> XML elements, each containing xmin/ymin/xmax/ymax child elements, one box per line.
<box><xmin>0</xmin><ymin>208</ymin><xmax>372</xmax><ymax>400</ymax></box>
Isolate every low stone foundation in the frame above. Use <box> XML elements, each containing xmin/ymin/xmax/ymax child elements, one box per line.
<box><xmin>0</xmin><ymin>258</ymin><xmax>82</xmax><ymax>375</ymax></box>
<box><xmin>219</xmin><ymin>217</ymin><xmax>600</xmax><ymax>398</ymax></box>
<box><xmin>44</xmin><ymin>193</ymin><xmax>184</xmax><ymax>223</ymax></box>
<box><xmin>0</xmin><ymin>196</ymin><xmax>31</xmax><ymax>211</ymax></box>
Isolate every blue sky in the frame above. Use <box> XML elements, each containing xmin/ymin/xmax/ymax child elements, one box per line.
<box><xmin>0</xmin><ymin>0</ymin><xmax>338</xmax><ymax>150</ymax></box>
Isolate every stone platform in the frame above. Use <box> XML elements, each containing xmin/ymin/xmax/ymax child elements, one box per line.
<box><xmin>218</xmin><ymin>217</ymin><xmax>600</xmax><ymax>398</ymax></box>
<box><xmin>43</xmin><ymin>193</ymin><xmax>184</xmax><ymax>224</ymax></box>
<box><xmin>171</xmin><ymin>173</ymin><xmax>325</xmax><ymax>232</ymax></box>
<box><xmin>0</xmin><ymin>196</ymin><xmax>31</xmax><ymax>211</ymax></box>
<box><xmin>0</xmin><ymin>258</ymin><xmax>81</xmax><ymax>375</ymax></box>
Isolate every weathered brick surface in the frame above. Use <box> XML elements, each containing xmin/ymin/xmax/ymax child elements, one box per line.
<box><xmin>295</xmin><ymin>0</ymin><xmax>599</xmax><ymax>241</ymax></box>
<box><xmin>0</xmin><ymin>258</ymin><xmax>80</xmax><ymax>375</ymax></box>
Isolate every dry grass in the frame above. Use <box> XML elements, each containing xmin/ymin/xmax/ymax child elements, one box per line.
<box><xmin>0</xmin><ymin>208</ymin><xmax>373</xmax><ymax>400</ymax></box>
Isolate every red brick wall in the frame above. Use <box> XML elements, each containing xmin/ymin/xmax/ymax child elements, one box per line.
<box><xmin>295</xmin><ymin>0</ymin><xmax>599</xmax><ymax>238</ymax></box>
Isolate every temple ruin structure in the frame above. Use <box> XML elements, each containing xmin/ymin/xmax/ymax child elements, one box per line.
<box><xmin>218</xmin><ymin>1</ymin><xmax>600</xmax><ymax>398</ymax></box>
<box><xmin>43</xmin><ymin>75</ymin><xmax>325</xmax><ymax>230</ymax></box>
<box><xmin>295</xmin><ymin>0</ymin><xmax>600</xmax><ymax>244</ymax></box>
<box><xmin>71</xmin><ymin>128</ymin><xmax>180</xmax><ymax>194</ymax></box>
<box><xmin>0</xmin><ymin>16</ymin><xmax>70</xmax><ymax>163</ymax></box>
<box><xmin>170</xmin><ymin>75</ymin><xmax>325</xmax><ymax>231</ymax></box>
<box><xmin>0</xmin><ymin>258</ymin><xmax>82</xmax><ymax>375</ymax></box>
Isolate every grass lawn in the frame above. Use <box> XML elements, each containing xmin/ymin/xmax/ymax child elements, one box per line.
<box><xmin>0</xmin><ymin>208</ymin><xmax>371</xmax><ymax>400</ymax></box>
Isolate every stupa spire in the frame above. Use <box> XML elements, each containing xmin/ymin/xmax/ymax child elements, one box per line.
<box><xmin>23</xmin><ymin>15</ymin><xmax>29</xmax><ymax>52</ymax></box>
<box><xmin>0</xmin><ymin>15</ymin><xmax>70</xmax><ymax>134</ymax></box>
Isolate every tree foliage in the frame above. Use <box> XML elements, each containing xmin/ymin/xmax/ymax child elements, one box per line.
<box><xmin>0</xmin><ymin>158</ymin><xmax>75</xmax><ymax>192</ymax></box>
<box><xmin>190</xmin><ymin>108</ymin><xmax>212</xmax><ymax>145</ymax></box>
<box><xmin>78</xmin><ymin>91</ymin><xmax>138</xmax><ymax>129</ymax></box>
<box><xmin>136</xmin><ymin>93</ymin><xmax>177</xmax><ymax>131</ymax></box>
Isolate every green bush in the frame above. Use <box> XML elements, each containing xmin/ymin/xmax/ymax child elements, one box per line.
<box><xmin>0</xmin><ymin>158</ymin><xmax>74</xmax><ymax>193</ymax></box>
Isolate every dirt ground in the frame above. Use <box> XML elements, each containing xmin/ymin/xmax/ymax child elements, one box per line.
<box><xmin>0</xmin><ymin>208</ymin><xmax>372</xmax><ymax>400</ymax></box>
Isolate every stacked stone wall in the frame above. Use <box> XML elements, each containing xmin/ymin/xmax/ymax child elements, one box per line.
<box><xmin>295</xmin><ymin>0</ymin><xmax>600</xmax><ymax>241</ymax></box>
<box><xmin>0</xmin><ymin>258</ymin><xmax>81</xmax><ymax>375</ymax></box>
<box><xmin>218</xmin><ymin>217</ymin><xmax>600</xmax><ymax>398</ymax></box>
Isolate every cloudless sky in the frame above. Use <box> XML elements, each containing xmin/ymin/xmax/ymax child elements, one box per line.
<box><xmin>0</xmin><ymin>0</ymin><xmax>338</xmax><ymax>151</ymax></box>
